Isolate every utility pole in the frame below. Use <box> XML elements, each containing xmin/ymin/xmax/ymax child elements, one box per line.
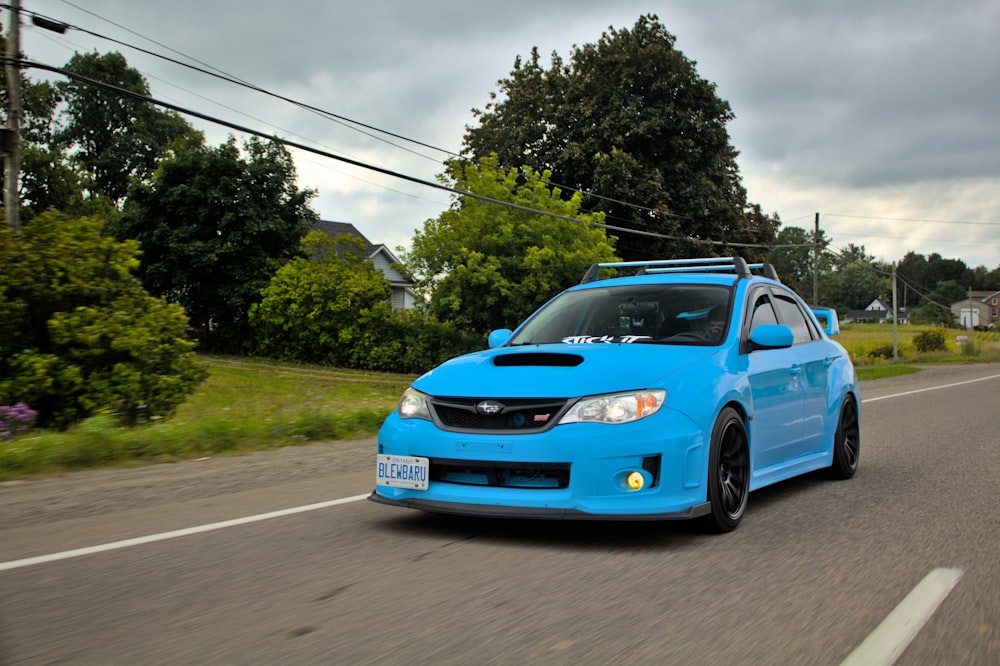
<box><xmin>812</xmin><ymin>212</ymin><xmax>820</xmax><ymax>304</ymax></box>
<box><xmin>967</xmin><ymin>287</ymin><xmax>976</xmax><ymax>350</ymax></box>
<box><xmin>891</xmin><ymin>262</ymin><xmax>898</xmax><ymax>359</ymax></box>
<box><xmin>3</xmin><ymin>0</ymin><xmax>22</xmax><ymax>230</ymax></box>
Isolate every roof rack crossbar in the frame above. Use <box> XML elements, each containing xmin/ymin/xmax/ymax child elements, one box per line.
<box><xmin>580</xmin><ymin>256</ymin><xmax>780</xmax><ymax>284</ymax></box>
<box><xmin>595</xmin><ymin>257</ymin><xmax>739</xmax><ymax>270</ymax></box>
<box><xmin>746</xmin><ymin>263</ymin><xmax>780</xmax><ymax>280</ymax></box>
<box><xmin>645</xmin><ymin>266</ymin><xmax>742</xmax><ymax>274</ymax></box>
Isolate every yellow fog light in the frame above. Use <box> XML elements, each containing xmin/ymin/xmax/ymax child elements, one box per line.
<box><xmin>626</xmin><ymin>471</ymin><xmax>645</xmax><ymax>490</ymax></box>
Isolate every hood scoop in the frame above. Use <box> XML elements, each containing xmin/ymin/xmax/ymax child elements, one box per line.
<box><xmin>493</xmin><ymin>352</ymin><xmax>584</xmax><ymax>367</ymax></box>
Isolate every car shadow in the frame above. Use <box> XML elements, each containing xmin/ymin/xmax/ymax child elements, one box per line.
<box><xmin>744</xmin><ymin>468</ymin><xmax>835</xmax><ymax>510</ymax></box>
<box><xmin>368</xmin><ymin>469</ymin><xmax>835</xmax><ymax>551</ymax></box>
<box><xmin>369</xmin><ymin>508</ymin><xmax>718</xmax><ymax>553</ymax></box>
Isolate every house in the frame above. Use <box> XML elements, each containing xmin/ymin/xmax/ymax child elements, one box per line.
<box><xmin>842</xmin><ymin>298</ymin><xmax>909</xmax><ymax>324</ymax></box>
<box><xmin>950</xmin><ymin>290</ymin><xmax>1000</xmax><ymax>329</ymax></box>
<box><xmin>311</xmin><ymin>220</ymin><xmax>417</xmax><ymax>310</ymax></box>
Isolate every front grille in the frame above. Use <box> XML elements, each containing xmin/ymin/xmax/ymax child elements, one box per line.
<box><xmin>431</xmin><ymin>397</ymin><xmax>569</xmax><ymax>432</ymax></box>
<box><xmin>430</xmin><ymin>458</ymin><xmax>570</xmax><ymax>489</ymax></box>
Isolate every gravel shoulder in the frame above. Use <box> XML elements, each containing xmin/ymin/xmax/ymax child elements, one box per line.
<box><xmin>0</xmin><ymin>438</ymin><xmax>375</xmax><ymax>530</ymax></box>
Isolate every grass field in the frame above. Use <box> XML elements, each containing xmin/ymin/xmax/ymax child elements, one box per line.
<box><xmin>0</xmin><ymin>357</ymin><xmax>415</xmax><ymax>480</ymax></box>
<box><xmin>838</xmin><ymin>323</ymin><xmax>1000</xmax><ymax>366</ymax></box>
<box><xmin>1</xmin><ymin>325</ymin><xmax>996</xmax><ymax>479</ymax></box>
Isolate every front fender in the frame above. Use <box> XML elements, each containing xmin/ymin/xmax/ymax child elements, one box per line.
<box><xmin>825</xmin><ymin>354</ymin><xmax>860</xmax><ymax>439</ymax></box>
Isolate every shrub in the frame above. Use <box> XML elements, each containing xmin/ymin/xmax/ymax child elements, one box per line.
<box><xmin>250</xmin><ymin>232</ymin><xmax>484</xmax><ymax>374</ymax></box>
<box><xmin>392</xmin><ymin>309</ymin><xmax>484</xmax><ymax>373</ymax></box>
<box><xmin>961</xmin><ymin>340</ymin><xmax>979</xmax><ymax>356</ymax></box>
<box><xmin>250</xmin><ymin>233</ymin><xmax>395</xmax><ymax>367</ymax></box>
<box><xmin>913</xmin><ymin>328</ymin><xmax>947</xmax><ymax>353</ymax></box>
<box><xmin>0</xmin><ymin>212</ymin><xmax>207</xmax><ymax>429</ymax></box>
<box><xmin>867</xmin><ymin>344</ymin><xmax>895</xmax><ymax>360</ymax></box>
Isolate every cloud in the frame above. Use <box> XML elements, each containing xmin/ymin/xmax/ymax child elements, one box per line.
<box><xmin>20</xmin><ymin>0</ymin><xmax>1000</xmax><ymax>269</ymax></box>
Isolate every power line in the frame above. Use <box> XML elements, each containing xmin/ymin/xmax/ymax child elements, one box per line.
<box><xmin>16</xmin><ymin>4</ymin><xmax>995</xmax><ymax>269</ymax></box>
<box><xmin>17</xmin><ymin>4</ymin><xmax>448</xmax><ymax>164</ymax></box>
<box><xmin>826</xmin><ymin>243</ymin><xmax>971</xmax><ymax>315</ymax></box>
<box><xmin>821</xmin><ymin>228</ymin><xmax>994</xmax><ymax>247</ymax></box>
<box><xmin>19</xmin><ymin>3</ymin><xmax>690</xmax><ymax>223</ymax></box>
<box><xmin>824</xmin><ymin>213</ymin><xmax>1000</xmax><ymax>227</ymax></box>
<box><xmin>779</xmin><ymin>213</ymin><xmax>818</xmax><ymax>225</ymax></box>
<box><xmin>18</xmin><ymin>7</ymin><xmax>454</xmax><ymax>212</ymax></box>
<box><xmin>12</xmin><ymin>57</ymin><xmax>751</xmax><ymax>248</ymax></box>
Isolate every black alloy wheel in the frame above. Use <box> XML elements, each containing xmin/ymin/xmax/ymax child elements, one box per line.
<box><xmin>705</xmin><ymin>407</ymin><xmax>750</xmax><ymax>532</ymax></box>
<box><xmin>829</xmin><ymin>395</ymin><xmax>860</xmax><ymax>479</ymax></box>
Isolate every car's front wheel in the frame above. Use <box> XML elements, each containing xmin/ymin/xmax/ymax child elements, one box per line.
<box><xmin>704</xmin><ymin>406</ymin><xmax>749</xmax><ymax>532</ymax></box>
<box><xmin>829</xmin><ymin>394</ymin><xmax>860</xmax><ymax>479</ymax></box>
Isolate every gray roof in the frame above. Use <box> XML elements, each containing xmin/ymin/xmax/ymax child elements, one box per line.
<box><xmin>311</xmin><ymin>220</ymin><xmax>376</xmax><ymax>254</ymax></box>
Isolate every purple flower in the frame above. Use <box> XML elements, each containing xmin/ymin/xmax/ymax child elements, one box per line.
<box><xmin>0</xmin><ymin>402</ymin><xmax>37</xmax><ymax>440</ymax></box>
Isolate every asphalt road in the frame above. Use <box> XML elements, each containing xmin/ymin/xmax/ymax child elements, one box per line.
<box><xmin>1</xmin><ymin>364</ymin><xmax>998</xmax><ymax>665</ymax></box>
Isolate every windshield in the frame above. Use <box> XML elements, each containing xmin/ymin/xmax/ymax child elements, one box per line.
<box><xmin>509</xmin><ymin>284</ymin><xmax>733</xmax><ymax>346</ymax></box>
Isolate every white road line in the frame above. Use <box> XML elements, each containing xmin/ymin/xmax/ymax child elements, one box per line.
<box><xmin>0</xmin><ymin>493</ymin><xmax>369</xmax><ymax>572</ymax></box>
<box><xmin>863</xmin><ymin>373</ymin><xmax>1000</xmax><ymax>403</ymax></box>
<box><xmin>840</xmin><ymin>567</ymin><xmax>964</xmax><ymax>666</ymax></box>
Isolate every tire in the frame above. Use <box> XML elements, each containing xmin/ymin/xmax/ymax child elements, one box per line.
<box><xmin>829</xmin><ymin>394</ymin><xmax>860</xmax><ymax>479</ymax></box>
<box><xmin>703</xmin><ymin>406</ymin><xmax>750</xmax><ymax>532</ymax></box>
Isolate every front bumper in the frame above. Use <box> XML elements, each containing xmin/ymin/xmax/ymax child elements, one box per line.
<box><xmin>372</xmin><ymin>407</ymin><xmax>710</xmax><ymax>519</ymax></box>
<box><xmin>368</xmin><ymin>491</ymin><xmax>711</xmax><ymax>521</ymax></box>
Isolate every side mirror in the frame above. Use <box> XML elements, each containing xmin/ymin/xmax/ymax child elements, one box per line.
<box><xmin>749</xmin><ymin>324</ymin><xmax>794</xmax><ymax>350</ymax></box>
<box><xmin>810</xmin><ymin>306</ymin><xmax>840</xmax><ymax>336</ymax></box>
<box><xmin>487</xmin><ymin>329</ymin><xmax>513</xmax><ymax>348</ymax></box>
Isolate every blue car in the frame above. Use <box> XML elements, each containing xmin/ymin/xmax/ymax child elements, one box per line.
<box><xmin>370</xmin><ymin>257</ymin><xmax>860</xmax><ymax>531</ymax></box>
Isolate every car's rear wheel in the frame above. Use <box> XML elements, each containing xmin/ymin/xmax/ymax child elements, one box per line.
<box><xmin>704</xmin><ymin>406</ymin><xmax>749</xmax><ymax>532</ymax></box>
<box><xmin>829</xmin><ymin>394</ymin><xmax>860</xmax><ymax>479</ymax></box>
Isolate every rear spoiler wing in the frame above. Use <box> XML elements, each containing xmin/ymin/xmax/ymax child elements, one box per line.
<box><xmin>810</xmin><ymin>306</ymin><xmax>840</xmax><ymax>337</ymax></box>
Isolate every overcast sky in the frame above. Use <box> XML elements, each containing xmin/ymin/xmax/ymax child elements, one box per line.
<box><xmin>17</xmin><ymin>0</ymin><xmax>1000</xmax><ymax>270</ymax></box>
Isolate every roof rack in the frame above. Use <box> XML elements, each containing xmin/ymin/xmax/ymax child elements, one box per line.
<box><xmin>580</xmin><ymin>256</ymin><xmax>780</xmax><ymax>284</ymax></box>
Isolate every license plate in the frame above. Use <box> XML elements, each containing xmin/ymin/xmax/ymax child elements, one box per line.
<box><xmin>376</xmin><ymin>454</ymin><xmax>429</xmax><ymax>490</ymax></box>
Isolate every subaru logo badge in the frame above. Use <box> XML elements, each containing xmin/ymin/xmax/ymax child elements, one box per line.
<box><xmin>476</xmin><ymin>400</ymin><xmax>505</xmax><ymax>415</ymax></box>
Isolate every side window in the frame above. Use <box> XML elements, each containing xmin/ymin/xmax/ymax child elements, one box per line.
<box><xmin>772</xmin><ymin>293</ymin><xmax>815</xmax><ymax>344</ymax></box>
<box><xmin>747</xmin><ymin>293</ymin><xmax>778</xmax><ymax>334</ymax></box>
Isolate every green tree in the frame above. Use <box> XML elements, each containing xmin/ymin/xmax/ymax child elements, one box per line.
<box><xmin>822</xmin><ymin>244</ymin><xmax>890</xmax><ymax>314</ymax></box>
<box><xmin>463</xmin><ymin>14</ymin><xmax>776</xmax><ymax>262</ymax></box>
<box><xmin>0</xmin><ymin>211</ymin><xmax>206</xmax><ymax>429</ymax></box>
<box><xmin>405</xmin><ymin>156</ymin><xmax>618</xmax><ymax>335</ymax></box>
<box><xmin>250</xmin><ymin>232</ymin><xmax>396</xmax><ymax>367</ymax></box>
<box><xmin>0</xmin><ymin>31</ymin><xmax>85</xmax><ymax>221</ymax></box>
<box><xmin>55</xmin><ymin>51</ymin><xmax>202</xmax><ymax>204</ymax></box>
<box><xmin>1</xmin><ymin>45</ymin><xmax>199</xmax><ymax>220</ymax></box>
<box><xmin>114</xmin><ymin>136</ymin><xmax>317</xmax><ymax>352</ymax></box>
<box><xmin>922</xmin><ymin>253</ymin><xmax>971</xmax><ymax>287</ymax></box>
<box><xmin>896</xmin><ymin>251</ymin><xmax>929</xmax><ymax>309</ymax></box>
<box><xmin>970</xmin><ymin>264</ymin><xmax>1000</xmax><ymax>291</ymax></box>
<box><xmin>896</xmin><ymin>251</ymin><xmax>973</xmax><ymax>310</ymax></box>
<box><xmin>913</xmin><ymin>280</ymin><xmax>965</xmax><ymax>326</ymax></box>
<box><xmin>766</xmin><ymin>225</ymin><xmax>833</xmax><ymax>298</ymax></box>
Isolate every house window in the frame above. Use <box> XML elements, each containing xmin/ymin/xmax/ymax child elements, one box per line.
<box><xmin>993</xmin><ymin>297</ymin><xmax>998</xmax><ymax>305</ymax></box>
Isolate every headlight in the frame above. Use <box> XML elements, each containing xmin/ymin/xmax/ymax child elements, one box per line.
<box><xmin>559</xmin><ymin>389</ymin><xmax>666</xmax><ymax>425</ymax></box>
<box><xmin>397</xmin><ymin>388</ymin><xmax>431</xmax><ymax>420</ymax></box>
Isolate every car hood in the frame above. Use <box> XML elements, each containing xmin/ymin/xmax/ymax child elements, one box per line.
<box><xmin>412</xmin><ymin>343</ymin><xmax>721</xmax><ymax>398</ymax></box>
